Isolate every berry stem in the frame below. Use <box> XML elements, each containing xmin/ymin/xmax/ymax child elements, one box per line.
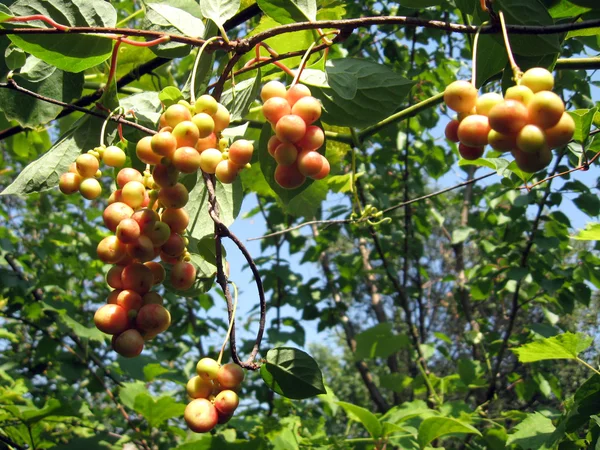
<box><xmin>99</xmin><ymin>106</ymin><xmax>124</xmax><ymax>148</ymax></box>
<box><xmin>106</xmin><ymin>39</ymin><xmax>122</xmax><ymax>93</ymax></box>
<box><xmin>218</xmin><ymin>281</ymin><xmax>239</xmax><ymax>366</ymax></box>
<box><xmin>190</xmin><ymin>36</ymin><xmax>222</xmax><ymax>105</ymax></box>
<box><xmin>7</xmin><ymin>14</ymin><xmax>70</xmax><ymax>31</ymax></box>
<box><xmin>291</xmin><ymin>30</ymin><xmax>338</xmax><ymax>87</ymax></box>
<box><xmin>471</xmin><ymin>21</ymin><xmax>487</xmax><ymax>88</ymax></box>
<box><xmin>498</xmin><ymin>11</ymin><xmax>522</xmax><ymax>83</ymax></box>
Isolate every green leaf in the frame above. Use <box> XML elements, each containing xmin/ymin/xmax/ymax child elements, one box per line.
<box><xmin>512</xmin><ymin>332</ymin><xmax>593</xmax><ymax>363</ymax></box>
<box><xmin>7</xmin><ymin>0</ymin><xmax>117</xmax><ymax>72</ymax></box>
<box><xmin>119</xmin><ymin>381</ymin><xmax>147</xmax><ymax>409</ymax></box>
<box><xmin>186</xmin><ymin>176</ymin><xmax>243</xmax><ymax>240</ymax></box>
<box><xmin>0</xmin><ymin>59</ymin><xmax>83</xmax><ymax>128</ymax></box>
<box><xmin>354</xmin><ymin>323</ymin><xmax>409</xmax><ymax>361</ymax></box>
<box><xmin>327</xmin><ymin>172</ymin><xmax>363</xmax><ymax>194</ymax></box>
<box><xmin>260</xmin><ymin>347</ymin><xmax>326</xmax><ymax>399</ymax></box>
<box><xmin>201</xmin><ymin>0</ymin><xmax>240</xmax><ymax>28</ymax></box>
<box><xmin>454</xmin><ymin>0</ymin><xmax>477</xmax><ymax>15</ymax></box>
<box><xmin>417</xmin><ymin>416</ymin><xmax>481</xmax><ymax>449</ymax></box>
<box><xmin>569</xmin><ymin>108</ymin><xmax>598</xmax><ymax>144</ymax></box>
<box><xmin>452</xmin><ymin>226</ymin><xmax>475</xmax><ymax>245</ymax></box>
<box><xmin>492</xmin><ymin>0</ymin><xmax>561</xmax><ymax>56</ymax></box>
<box><xmin>220</xmin><ymin>71</ymin><xmax>261</xmax><ymax>121</ymax></box>
<box><xmin>549</xmin><ymin>1</ymin><xmax>591</xmax><ymax>18</ymax></box>
<box><xmin>506</xmin><ymin>412</ymin><xmax>556</xmax><ymax>449</ymax></box>
<box><xmin>257</xmin><ymin>0</ymin><xmax>317</xmax><ymax>24</ymax></box>
<box><xmin>300</xmin><ymin>59</ymin><xmax>415</xmax><ymax>128</ymax></box>
<box><xmin>159</xmin><ymin>86</ymin><xmax>184</xmax><ymax>107</ymax></box>
<box><xmin>133</xmin><ymin>393</ymin><xmax>186</xmax><ymax>428</ymax></box>
<box><xmin>146</xmin><ymin>3</ymin><xmax>205</xmax><ymax>37</ymax></box>
<box><xmin>474</xmin><ymin>35</ymin><xmax>507</xmax><ymax>87</ymax></box>
<box><xmin>1</xmin><ymin>114</ymin><xmax>103</xmax><ymax>196</ymax></box>
<box><xmin>574</xmin><ymin>192</ymin><xmax>600</xmax><ymax>216</ymax></box>
<box><xmin>568</xmin><ymin>0</ymin><xmax>600</xmax><ymax>8</ymax></box>
<box><xmin>337</xmin><ymin>401</ymin><xmax>383</xmax><ymax>438</ymax></box>
<box><xmin>572</xmin><ymin>222</ymin><xmax>600</xmax><ymax>240</ymax></box>
<box><xmin>59</xmin><ymin>315</ymin><xmax>105</xmax><ymax>342</ymax></box>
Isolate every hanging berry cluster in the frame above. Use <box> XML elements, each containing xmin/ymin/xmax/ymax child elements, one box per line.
<box><xmin>260</xmin><ymin>81</ymin><xmax>330</xmax><ymax>189</ymax></box>
<box><xmin>443</xmin><ymin>67</ymin><xmax>575</xmax><ymax>173</ymax></box>
<box><xmin>184</xmin><ymin>357</ymin><xmax>245</xmax><ymax>432</ymax></box>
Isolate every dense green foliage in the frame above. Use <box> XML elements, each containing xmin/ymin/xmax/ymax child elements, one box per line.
<box><xmin>1</xmin><ymin>0</ymin><xmax>600</xmax><ymax>449</ymax></box>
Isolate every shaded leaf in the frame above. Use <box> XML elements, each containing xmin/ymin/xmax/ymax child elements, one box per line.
<box><xmin>417</xmin><ymin>416</ymin><xmax>481</xmax><ymax>449</ymax></box>
<box><xmin>337</xmin><ymin>401</ymin><xmax>382</xmax><ymax>438</ymax></box>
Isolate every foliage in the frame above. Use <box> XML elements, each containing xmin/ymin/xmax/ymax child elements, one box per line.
<box><xmin>0</xmin><ymin>0</ymin><xmax>600</xmax><ymax>449</ymax></box>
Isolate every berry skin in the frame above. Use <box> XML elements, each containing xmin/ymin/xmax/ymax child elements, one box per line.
<box><xmin>311</xmin><ymin>156</ymin><xmax>330</xmax><ymax>180</ymax></box>
<box><xmin>274</xmin><ymin>143</ymin><xmax>298</xmax><ymax>166</ymax></box>
<box><xmin>126</xmin><ymin>235</ymin><xmax>155</xmax><ymax>262</ymax></box>
<box><xmin>79</xmin><ymin>178</ymin><xmax>102</xmax><ymax>200</ymax></box>
<box><xmin>151</xmin><ymin>131</ymin><xmax>177</xmax><ymax>158</ymax></box>
<box><xmin>191</xmin><ymin>113</ymin><xmax>215</xmax><ymax>139</ymax></box>
<box><xmin>228</xmin><ymin>139</ymin><xmax>254</xmax><ymax>166</ymax></box>
<box><xmin>215</xmin><ymin>160</ymin><xmax>240</xmax><ymax>184</ymax></box>
<box><xmin>275</xmin><ymin>164</ymin><xmax>306</xmax><ymax>189</ymax></box>
<box><xmin>186</xmin><ymin>376</ymin><xmax>213</xmax><ymax>399</ymax></box>
<box><xmin>158</xmin><ymin>183</ymin><xmax>189</xmax><ymax>209</ymax></box>
<box><xmin>171</xmin><ymin>261</ymin><xmax>196</xmax><ymax>291</ymax></box>
<box><xmin>152</xmin><ymin>164</ymin><xmax>179</xmax><ymax>188</ymax></box>
<box><xmin>505</xmin><ymin>85</ymin><xmax>534</xmax><ymax>106</ymax></box>
<box><xmin>512</xmin><ymin>146</ymin><xmax>552</xmax><ymax>173</ymax></box>
<box><xmin>291</xmin><ymin>96</ymin><xmax>322</xmax><ymax>124</ymax></box>
<box><xmin>458</xmin><ymin>143</ymin><xmax>484</xmax><ymax>161</ymax></box>
<box><xmin>172</xmin><ymin>120</ymin><xmax>200</xmax><ymax>148</ymax></box>
<box><xmin>94</xmin><ymin>304</ymin><xmax>129</xmax><ymax>335</ymax></box>
<box><xmin>116</xmin><ymin>218</ymin><xmax>141</xmax><ymax>243</ymax></box>
<box><xmin>164</xmin><ymin>104</ymin><xmax>192</xmax><ymax>128</ymax></box>
<box><xmin>59</xmin><ymin>172</ymin><xmax>82</xmax><ymax>195</ymax></box>
<box><xmin>131</xmin><ymin>208</ymin><xmax>159</xmax><ymax>235</ymax></box>
<box><xmin>457</xmin><ymin>115</ymin><xmax>490</xmax><ymax>147</ymax></box>
<box><xmin>213</xmin><ymin>104</ymin><xmax>231</xmax><ymax>132</ymax></box>
<box><xmin>475</xmin><ymin>93</ymin><xmax>504</xmax><ymax>116</ymax></box>
<box><xmin>544</xmin><ymin>113</ymin><xmax>575</xmax><ymax>149</ymax></box>
<box><xmin>214</xmin><ymin>390</ymin><xmax>239</xmax><ymax>415</ymax></box>
<box><xmin>112</xmin><ymin>329</ymin><xmax>144</xmax><ymax>358</ymax></box>
<box><xmin>136</xmin><ymin>136</ymin><xmax>163</xmax><ymax>165</ymax></box>
<box><xmin>117</xmin><ymin>168</ymin><xmax>144</xmax><ymax>189</ymax></box>
<box><xmin>267</xmin><ymin>136</ymin><xmax>282</xmax><ymax>157</ymax></box>
<box><xmin>443</xmin><ymin>80</ymin><xmax>478</xmax><ymax>113</ymax></box>
<box><xmin>103</xmin><ymin>146</ymin><xmax>127</xmax><ymax>168</ymax></box>
<box><xmin>196</xmin><ymin>358</ymin><xmax>220</xmax><ymax>380</ymax></box>
<box><xmin>184</xmin><ymin>398</ymin><xmax>218</xmax><ymax>433</ymax></box>
<box><xmin>97</xmin><ymin>236</ymin><xmax>127</xmax><ymax>264</ymax></box>
<box><xmin>121</xmin><ymin>181</ymin><xmax>146</xmax><ymax>209</ymax></box>
<box><xmin>444</xmin><ymin>120</ymin><xmax>460</xmax><ymax>143</ymax></box>
<box><xmin>527</xmin><ymin>91</ymin><xmax>565</xmax><ymax>129</ymax></box>
<box><xmin>106</xmin><ymin>265</ymin><xmax>125</xmax><ymax>289</ymax></box>
<box><xmin>275</xmin><ymin>115</ymin><xmax>307</xmax><ymax>143</ymax></box>
<box><xmin>296</xmin><ymin>125</ymin><xmax>325</xmax><ymax>151</ymax></box>
<box><xmin>194</xmin><ymin>95</ymin><xmax>219</xmax><ymax>116</ymax></box>
<box><xmin>144</xmin><ymin>261</ymin><xmax>166</xmax><ymax>285</ymax></box>
<box><xmin>196</xmin><ymin>133</ymin><xmax>218</xmax><ymax>153</ymax></box>
<box><xmin>172</xmin><ymin>146</ymin><xmax>202</xmax><ymax>173</ymax></box>
<box><xmin>142</xmin><ymin>291</ymin><xmax>163</xmax><ymax>305</ymax></box>
<box><xmin>516</xmin><ymin>124</ymin><xmax>547</xmax><ymax>153</ymax></box>
<box><xmin>121</xmin><ymin>262</ymin><xmax>154</xmax><ymax>295</ymax></box>
<box><xmin>488</xmin><ymin>130</ymin><xmax>516</xmax><ymax>152</ymax></box>
<box><xmin>488</xmin><ymin>100</ymin><xmax>529</xmax><ymax>134</ymax></box>
<box><xmin>161</xmin><ymin>232</ymin><xmax>186</xmax><ymax>257</ymax></box>
<box><xmin>146</xmin><ymin>221</ymin><xmax>171</xmax><ymax>247</ymax></box>
<box><xmin>108</xmin><ymin>289</ymin><xmax>143</xmax><ymax>312</ymax></box>
<box><xmin>103</xmin><ymin>202</ymin><xmax>134</xmax><ymax>232</ymax></box>
<box><xmin>286</xmin><ymin>84</ymin><xmax>311</xmax><ymax>107</ymax></box>
<box><xmin>297</xmin><ymin>150</ymin><xmax>324</xmax><ymax>177</ymax></box>
<box><xmin>217</xmin><ymin>363</ymin><xmax>245</xmax><ymax>389</ymax></box>
<box><xmin>136</xmin><ymin>304</ymin><xmax>171</xmax><ymax>334</ymax></box>
<box><xmin>160</xmin><ymin>208</ymin><xmax>189</xmax><ymax>234</ymax></box>
<box><xmin>76</xmin><ymin>153</ymin><xmax>100</xmax><ymax>178</ymax></box>
<box><xmin>520</xmin><ymin>67</ymin><xmax>554</xmax><ymax>93</ymax></box>
<box><xmin>199</xmin><ymin>148</ymin><xmax>223</xmax><ymax>174</ymax></box>
<box><xmin>261</xmin><ymin>80</ymin><xmax>287</xmax><ymax>102</ymax></box>
<box><xmin>262</xmin><ymin>97</ymin><xmax>291</xmax><ymax>124</ymax></box>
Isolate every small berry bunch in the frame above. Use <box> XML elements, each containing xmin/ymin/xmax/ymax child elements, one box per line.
<box><xmin>137</xmin><ymin>96</ymin><xmax>254</xmax><ymax>186</ymax></box>
<box><xmin>444</xmin><ymin>67</ymin><xmax>574</xmax><ymax>173</ymax></box>
<box><xmin>59</xmin><ymin>145</ymin><xmax>127</xmax><ymax>199</ymax></box>
<box><xmin>184</xmin><ymin>358</ymin><xmax>245</xmax><ymax>432</ymax></box>
<box><xmin>260</xmin><ymin>80</ymin><xmax>330</xmax><ymax>189</ymax></box>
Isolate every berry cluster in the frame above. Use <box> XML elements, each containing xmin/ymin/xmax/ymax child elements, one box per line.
<box><xmin>184</xmin><ymin>358</ymin><xmax>245</xmax><ymax>432</ymax></box>
<box><xmin>260</xmin><ymin>81</ymin><xmax>330</xmax><ymax>189</ymax></box>
<box><xmin>93</xmin><ymin>164</ymin><xmax>197</xmax><ymax>357</ymax></box>
<box><xmin>444</xmin><ymin>67</ymin><xmax>574</xmax><ymax>173</ymax></box>
<box><xmin>137</xmin><ymin>96</ymin><xmax>254</xmax><ymax>186</ymax></box>
<box><xmin>59</xmin><ymin>145</ymin><xmax>127</xmax><ymax>199</ymax></box>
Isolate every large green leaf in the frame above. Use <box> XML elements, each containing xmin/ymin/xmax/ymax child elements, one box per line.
<box><xmin>549</xmin><ymin>1</ymin><xmax>591</xmax><ymax>18</ymax></box>
<box><xmin>512</xmin><ymin>332</ymin><xmax>593</xmax><ymax>362</ymax></box>
<box><xmin>506</xmin><ymin>413</ymin><xmax>556</xmax><ymax>449</ymax></box>
<box><xmin>133</xmin><ymin>393</ymin><xmax>186</xmax><ymax>428</ymax></box>
<box><xmin>6</xmin><ymin>0</ymin><xmax>117</xmax><ymax>72</ymax></box>
<box><xmin>300</xmin><ymin>59</ymin><xmax>415</xmax><ymax>128</ymax></box>
<box><xmin>1</xmin><ymin>114</ymin><xmax>103</xmax><ymax>196</ymax></box>
<box><xmin>417</xmin><ymin>416</ymin><xmax>481</xmax><ymax>449</ymax></box>
<box><xmin>337</xmin><ymin>401</ymin><xmax>383</xmax><ymax>438</ymax></box>
<box><xmin>257</xmin><ymin>0</ymin><xmax>317</xmax><ymax>24</ymax></box>
<box><xmin>201</xmin><ymin>0</ymin><xmax>240</xmax><ymax>28</ymax></box>
<box><xmin>569</xmin><ymin>107</ymin><xmax>597</xmax><ymax>144</ymax></box>
<box><xmin>474</xmin><ymin>35</ymin><xmax>507</xmax><ymax>87</ymax></box>
<box><xmin>260</xmin><ymin>347</ymin><xmax>326</xmax><ymax>399</ymax></box>
<box><xmin>146</xmin><ymin>2</ymin><xmax>205</xmax><ymax>37</ymax></box>
<box><xmin>0</xmin><ymin>58</ymin><xmax>83</xmax><ymax>128</ymax></box>
<box><xmin>492</xmin><ymin>0</ymin><xmax>561</xmax><ymax>57</ymax></box>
